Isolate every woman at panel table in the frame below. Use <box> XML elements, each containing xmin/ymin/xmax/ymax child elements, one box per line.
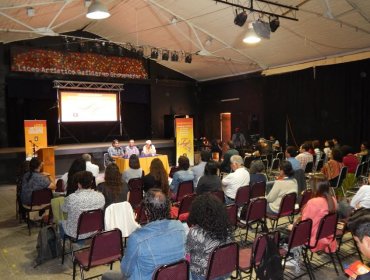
<box><xmin>142</xmin><ymin>140</ymin><xmax>156</xmax><ymax>156</ymax></box>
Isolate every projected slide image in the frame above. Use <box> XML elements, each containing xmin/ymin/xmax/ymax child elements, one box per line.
<box><xmin>60</xmin><ymin>91</ymin><xmax>118</xmax><ymax>122</ymax></box>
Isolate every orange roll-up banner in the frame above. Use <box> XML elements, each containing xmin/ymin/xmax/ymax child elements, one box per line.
<box><xmin>175</xmin><ymin>118</ymin><xmax>194</xmax><ymax>166</ymax></box>
<box><xmin>24</xmin><ymin>120</ymin><xmax>48</xmax><ymax>158</ymax></box>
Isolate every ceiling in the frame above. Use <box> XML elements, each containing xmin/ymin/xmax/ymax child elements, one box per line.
<box><xmin>1</xmin><ymin>0</ymin><xmax>370</xmax><ymax>81</ymax></box>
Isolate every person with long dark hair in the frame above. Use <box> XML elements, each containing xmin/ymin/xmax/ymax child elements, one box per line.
<box><xmin>196</xmin><ymin>161</ymin><xmax>221</xmax><ymax>195</ymax></box>
<box><xmin>21</xmin><ymin>157</ymin><xmax>55</xmax><ymax>205</ymax></box>
<box><xmin>122</xmin><ymin>154</ymin><xmax>143</xmax><ymax>183</ymax></box>
<box><xmin>321</xmin><ymin>148</ymin><xmax>344</xmax><ymax>186</ymax></box>
<box><xmin>66</xmin><ymin>158</ymin><xmax>86</xmax><ymax>196</ymax></box>
<box><xmin>169</xmin><ymin>156</ymin><xmax>194</xmax><ymax>197</ymax></box>
<box><xmin>301</xmin><ymin>178</ymin><xmax>337</xmax><ymax>252</ymax></box>
<box><xmin>97</xmin><ymin>163</ymin><xmax>128</xmax><ymax>208</ymax></box>
<box><xmin>143</xmin><ymin>158</ymin><xmax>169</xmax><ymax>195</ymax></box>
<box><xmin>186</xmin><ymin>194</ymin><xmax>232</xmax><ymax>280</ymax></box>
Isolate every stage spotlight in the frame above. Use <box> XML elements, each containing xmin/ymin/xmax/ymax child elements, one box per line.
<box><xmin>253</xmin><ymin>20</ymin><xmax>270</xmax><ymax>39</ymax></box>
<box><xmin>162</xmin><ymin>50</ymin><xmax>169</xmax><ymax>61</ymax></box>
<box><xmin>185</xmin><ymin>53</ymin><xmax>192</xmax><ymax>63</ymax></box>
<box><xmin>171</xmin><ymin>51</ymin><xmax>179</xmax><ymax>62</ymax></box>
<box><xmin>269</xmin><ymin>16</ymin><xmax>280</xmax><ymax>32</ymax></box>
<box><xmin>150</xmin><ymin>48</ymin><xmax>159</xmax><ymax>59</ymax></box>
<box><xmin>243</xmin><ymin>23</ymin><xmax>261</xmax><ymax>44</ymax></box>
<box><xmin>234</xmin><ymin>10</ymin><xmax>247</xmax><ymax>27</ymax></box>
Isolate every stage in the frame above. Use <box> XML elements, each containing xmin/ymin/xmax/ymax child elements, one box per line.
<box><xmin>0</xmin><ymin>139</ymin><xmax>176</xmax><ymax>184</ymax></box>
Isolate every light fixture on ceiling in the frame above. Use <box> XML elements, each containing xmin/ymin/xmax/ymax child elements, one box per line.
<box><xmin>171</xmin><ymin>51</ymin><xmax>179</xmax><ymax>62</ymax></box>
<box><xmin>26</xmin><ymin>7</ymin><xmax>35</xmax><ymax>17</ymax></box>
<box><xmin>243</xmin><ymin>23</ymin><xmax>261</xmax><ymax>44</ymax></box>
<box><xmin>170</xmin><ymin>16</ymin><xmax>178</xmax><ymax>24</ymax></box>
<box><xmin>86</xmin><ymin>0</ymin><xmax>110</xmax><ymax>20</ymax></box>
<box><xmin>162</xmin><ymin>50</ymin><xmax>169</xmax><ymax>61</ymax></box>
<box><xmin>234</xmin><ymin>10</ymin><xmax>248</xmax><ymax>27</ymax></box>
<box><xmin>253</xmin><ymin>19</ymin><xmax>271</xmax><ymax>39</ymax></box>
<box><xmin>185</xmin><ymin>53</ymin><xmax>192</xmax><ymax>63</ymax></box>
<box><xmin>269</xmin><ymin>16</ymin><xmax>280</xmax><ymax>32</ymax></box>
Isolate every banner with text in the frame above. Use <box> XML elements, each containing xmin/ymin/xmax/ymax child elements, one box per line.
<box><xmin>175</xmin><ymin>118</ymin><xmax>194</xmax><ymax>166</ymax></box>
<box><xmin>24</xmin><ymin>120</ymin><xmax>48</xmax><ymax>158</ymax></box>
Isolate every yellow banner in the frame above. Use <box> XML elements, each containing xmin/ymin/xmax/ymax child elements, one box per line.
<box><xmin>24</xmin><ymin>120</ymin><xmax>48</xmax><ymax>158</ymax></box>
<box><xmin>175</xmin><ymin>118</ymin><xmax>194</xmax><ymax>166</ymax></box>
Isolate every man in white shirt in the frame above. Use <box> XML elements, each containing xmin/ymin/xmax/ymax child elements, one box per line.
<box><xmin>222</xmin><ymin>155</ymin><xmax>250</xmax><ymax>204</ymax></box>
<box><xmin>295</xmin><ymin>143</ymin><xmax>313</xmax><ymax>170</ymax></box>
<box><xmin>192</xmin><ymin>150</ymin><xmax>211</xmax><ymax>188</ymax></box>
<box><xmin>125</xmin><ymin>139</ymin><xmax>140</xmax><ymax>158</ymax></box>
<box><xmin>142</xmin><ymin>140</ymin><xmax>156</xmax><ymax>156</ymax></box>
<box><xmin>82</xmin><ymin>153</ymin><xmax>99</xmax><ymax>178</ymax></box>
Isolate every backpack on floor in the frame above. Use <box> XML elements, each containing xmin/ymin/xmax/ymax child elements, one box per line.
<box><xmin>256</xmin><ymin>235</ymin><xmax>284</xmax><ymax>280</ymax></box>
<box><xmin>34</xmin><ymin>225</ymin><xmax>61</xmax><ymax>267</ymax></box>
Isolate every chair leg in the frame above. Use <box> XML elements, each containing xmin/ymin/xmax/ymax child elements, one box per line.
<box><xmin>335</xmin><ymin>251</ymin><xmax>344</xmax><ymax>273</ymax></box>
<box><xmin>72</xmin><ymin>261</ymin><xmax>76</xmax><ymax>280</ymax></box>
<box><xmin>328</xmin><ymin>251</ymin><xmax>339</xmax><ymax>275</ymax></box>
<box><xmin>110</xmin><ymin>263</ymin><xmax>113</xmax><ymax>270</ymax></box>
<box><xmin>61</xmin><ymin>237</ymin><xmax>66</xmax><ymax>264</ymax></box>
<box><xmin>302</xmin><ymin>249</ymin><xmax>315</xmax><ymax>280</ymax></box>
<box><xmin>352</xmin><ymin>235</ymin><xmax>364</xmax><ymax>263</ymax></box>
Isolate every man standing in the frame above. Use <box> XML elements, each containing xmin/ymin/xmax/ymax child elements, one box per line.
<box><xmin>192</xmin><ymin>150</ymin><xmax>211</xmax><ymax>188</ymax></box>
<box><xmin>222</xmin><ymin>155</ymin><xmax>250</xmax><ymax>204</ymax></box>
<box><xmin>231</xmin><ymin>127</ymin><xmax>246</xmax><ymax>150</ymax></box>
<box><xmin>295</xmin><ymin>143</ymin><xmax>313</xmax><ymax>170</ymax></box>
<box><xmin>124</xmin><ymin>139</ymin><xmax>140</xmax><ymax>158</ymax></box>
<box><xmin>108</xmin><ymin>139</ymin><xmax>124</xmax><ymax>163</ymax></box>
<box><xmin>121</xmin><ymin>189</ymin><xmax>185</xmax><ymax>279</ymax></box>
<box><xmin>82</xmin><ymin>153</ymin><xmax>99</xmax><ymax>178</ymax></box>
<box><xmin>220</xmin><ymin>141</ymin><xmax>239</xmax><ymax>173</ymax></box>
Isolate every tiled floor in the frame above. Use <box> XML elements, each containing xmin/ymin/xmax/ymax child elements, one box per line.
<box><xmin>0</xmin><ymin>184</ymin><xmax>357</xmax><ymax>279</ymax></box>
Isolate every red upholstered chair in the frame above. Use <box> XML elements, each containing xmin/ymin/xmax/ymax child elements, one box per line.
<box><xmin>153</xmin><ymin>259</ymin><xmax>189</xmax><ymax>280</ymax></box>
<box><xmin>267</xmin><ymin>192</ymin><xmax>297</xmax><ymax>229</ymax></box>
<box><xmin>238</xmin><ymin>197</ymin><xmax>267</xmax><ymax>244</ymax></box>
<box><xmin>268</xmin><ymin>158</ymin><xmax>280</xmax><ymax>179</ymax></box>
<box><xmin>205</xmin><ymin>242</ymin><xmax>239</xmax><ymax>280</ymax></box>
<box><xmin>280</xmin><ymin>219</ymin><xmax>314</xmax><ymax>279</ymax></box>
<box><xmin>226</xmin><ymin>203</ymin><xmax>238</xmax><ymax>230</ymax></box>
<box><xmin>73</xmin><ymin>229</ymin><xmax>123</xmax><ymax>280</ymax></box>
<box><xmin>135</xmin><ymin>204</ymin><xmax>148</xmax><ymax>225</ymax></box>
<box><xmin>294</xmin><ymin>189</ymin><xmax>313</xmax><ymax>216</ymax></box>
<box><xmin>61</xmin><ymin>209</ymin><xmax>105</xmax><ymax>264</ymax></box>
<box><xmin>24</xmin><ymin>188</ymin><xmax>53</xmax><ymax>235</ymax></box>
<box><xmin>250</xmin><ymin>181</ymin><xmax>266</xmax><ymax>199</ymax></box>
<box><xmin>175</xmin><ymin>181</ymin><xmax>194</xmax><ymax>203</ymax></box>
<box><xmin>128</xmin><ymin>178</ymin><xmax>144</xmax><ymax>209</ymax></box>
<box><xmin>172</xmin><ymin>193</ymin><xmax>197</xmax><ymax>222</ymax></box>
<box><xmin>235</xmin><ymin>186</ymin><xmax>250</xmax><ymax>208</ymax></box>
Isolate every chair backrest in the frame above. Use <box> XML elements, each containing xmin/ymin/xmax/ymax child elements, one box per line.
<box><xmin>169</xmin><ymin>166</ymin><xmax>180</xmax><ymax>178</ymax></box>
<box><xmin>267</xmin><ymin>154</ymin><xmax>273</xmax><ymax>168</ymax></box>
<box><xmin>277</xmin><ymin>192</ymin><xmax>297</xmax><ymax>218</ymax></box>
<box><xmin>88</xmin><ymin>229</ymin><xmax>123</xmax><ymax>268</ymax></box>
<box><xmin>206</xmin><ymin>242</ymin><xmax>239</xmax><ymax>280</ymax></box>
<box><xmin>55</xmin><ymin>179</ymin><xmax>64</xmax><ymax>192</ymax></box>
<box><xmin>361</xmin><ymin>161</ymin><xmax>369</xmax><ymax>177</ymax></box>
<box><xmin>354</xmin><ymin>163</ymin><xmax>363</xmax><ymax>178</ymax></box>
<box><xmin>360</xmin><ymin>155</ymin><xmax>368</xmax><ymax>164</ymax></box>
<box><xmin>128</xmin><ymin>178</ymin><xmax>144</xmax><ymax>208</ymax></box>
<box><xmin>177</xmin><ymin>194</ymin><xmax>197</xmax><ymax>219</ymax></box>
<box><xmin>304</xmin><ymin>161</ymin><xmax>314</xmax><ymax>173</ymax></box>
<box><xmin>298</xmin><ymin>189</ymin><xmax>313</xmax><ymax>212</ymax></box>
<box><xmin>153</xmin><ymin>259</ymin><xmax>189</xmax><ymax>280</ymax></box>
<box><xmin>211</xmin><ymin>190</ymin><xmax>225</xmax><ymax>203</ymax></box>
<box><xmin>250</xmin><ymin>181</ymin><xmax>266</xmax><ymax>199</ymax></box>
<box><xmin>262</xmin><ymin>159</ymin><xmax>269</xmax><ymax>170</ymax></box>
<box><xmin>276</xmin><ymin>152</ymin><xmax>284</xmax><ymax>161</ymax></box>
<box><xmin>235</xmin><ymin>186</ymin><xmax>250</xmax><ymax>207</ymax></box>
<box><xmin>244</xmin><ymin>197</ymin><xmax>267</xmax><ymax>222</ymax></box>
<box><xmin>335</xmin><ymin>166</ymin><xmax>348</xmax><ymax>188</ymax></box>
<box><xmin>244</xmin><ymin>156</ymin><xmax>254</xmax><ymax>169</ymax></box>
<box><xmin>225</xmin><ymin>204</ymin><xmax>237</xmax><ymax>228</ymax></box>
<box><xmin>31</xmin><ymin>188</ymin><xmax>53</xmax><ymax>208</ymax></box>
<box><xmin>176</xmin><ymin>181</ymin><xmax>194</xmax><ymax>202</ymax></box>
<box><xmin>316</xmin><ymin>159</ymin><xmax>324</xmax><ymax>172</ymax></box>
<box><xmin>270</xmin><ymin>158</ymin><xmax>280</xmax><ymax>171</ymax></box>
<box><xmin>312</xmin><ymin>212</ymin><xmax>338</xmax><ymax>248</ymax></box>
<box><xmin>288</xmin><ymin>219</ymin><xmax>312</xmax><ymax>249</ymax></box>
<box><xmin>293</xmin><ymin>169</ymin><xmax>307</xmax><ymax>197</ymax></box>
<box><xmin>103</xmin><ymin>153</ymin><xmax>109</xmax><ymax>168</ymax></box>
<box><xmin>135</xmin><ymin>204</ymin><xmax>148</xmax><ymax>225</ymax></box>
<box><xmin>320</xmin><ymin>152</ymin><xmax>326</xmax><ymax>162</ymax></box>
<box><xmin>76</xmin><ymin>209</ymin><xmax>105</xmax><ymax>238</ymax></box>
<box><xmin>253</xmin><ymin>231</ymin><xmax>280</xmax><ymax>266</ymax></box>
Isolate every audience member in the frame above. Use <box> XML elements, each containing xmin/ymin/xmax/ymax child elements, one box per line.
<box><xmin>266</xmin><ymin>161</ymin><xmax>297</xmax><ymax>214</ymax></box>
<box><xmin>108</xmin><ymin>139</ymin><xmax>124</xmax><ymax>162</ymax></box>
<box><xmin>341</xmin><ymin>145</ymin><xmax>359</xmax><ymax>174</ymax></box>
<box><xmin>321</xmin><ymin>148</ymin><xmax>344</xmax><ymax>186</ymax></box>
<box><xmin>211</xmin><ymin>139</ymin><xmax>223</xmax><ymax>161</ymax></box>
<box><xmin>301</xmin><ymin>179</ymin><xmax>337</xmax><ymax>252</ymax></box>
<box><xmin>97</xmin><ymin>163</ymin><xmax>128</xmax><ymax>209</ymax></box>
<box><xmin>347</xmin><ymin>208</ymin><xmax>370</xmax><ymax>279</ymax></box>
<box><xmin>124</xmin><ymin>139</ymin><xmax>140</xmax><ymax>158</ymax></box>
<box><xmin>249</xmin><ymin>160</ymin><xmax>267</xmax><ymax>185</ymax></box>
<box><xmin>170</xmin><ymin>156</ymin><xmax>194</xmax><ymax>198</ymax></box>
<box><xmin>333</xmin><ymin>138</ymin><xmax>341</xmax><ymax>149</ymax></box>
<box><xmin>356</xmin><ymin>141</ymin><xmax>369</xmax><ymax>157</ymax></box>
<box><xmin>222</xmin><ymin>155</ymin><xmax>250</xmax><ymax>204</ymax></box>
<box><xmin>82</xmin><ymin>153</ymin><xmax>99</xmax><ymax>178</ymax></box>
<box><xmin>285</xmin><ymin>146</ymin><xmax>301</xmax><ymax>171</ymax></box>
<box><xmin>142</xmin><ymin>140</ymin><xmax>156</xmax><ymax>156</ymax></box>
<box><xmin>192</xmin><ymin>150</ymin><xmax>211</xmax><ymax>188</ymax></box>
<box><xmin>220</xmin><ymin>141</ymin><xmax>239</xmax><ymax>173</ymax></box>
<box><xmin>120</xmin><ymin>189</ymin><xmax>186</xmax><ymax>279</ymax></box>
<box><xmin>312</xmin><ymin>140</ymin><xmax>322</xmax><ymax>166</ymax></box>
<box><xmin>21</xmin><ymin>157</ymin><xmax>55</xmax><ymax>206</ymax></box>
<box><xmin>61</xmin><ymin>171</ymin><xmax>105</xmax><ymax>239</ymax></box>
<box><xmin>196</xmin><ymin>161</ymin><xmax>222</xmax><ymax>195</ymax></box>
<box><xmin>143</xmin><ymin>158</ymin><xmax>169</xmax><ymax>195</ymax></box>
<box><xmin>63</xmin><ymin>158</ymin><xmax>86</xmax><ymax>196</ymax></box>
<box><xmin>122</xmin><ymin>154</ymin><xmax>143</xmax><ymax>183</ymax></box>
<box><xmin>231</xmin><ymin>127</ymin><xmax>246</xmax><ymax>149</ymax></box>
<box><xmin>186</xmin><ymin>194</ymin><xmax>232</xmax><ymax>280</ymax></box>
<box><xmin>323</xmin><ymin>140</ymin><xmax>335</xmax><ymax>160</ymax></box>
<box><xmin>269</xmin><ymin>135</ymin><xmax>281</xmax><ymax>152</ymax></box>
<box><xmin>295</xmin><ymin>143</ymin><xmax>314</xmax><ymax>170</ymax></box>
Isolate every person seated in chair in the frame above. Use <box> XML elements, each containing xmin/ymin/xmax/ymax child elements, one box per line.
<box><xmin>220</xmin><ymin>141</ymin><xmax>239</xmax><ymax>173</ymax></box>
<box><xmin>82</xmin><ymin>153</ymin><xmax>99</xmax><ymax>179</ymax></box>
<box><xmin>170</xmin><ymin>155</ymin><xmax>194</xmax><ymax>199</ymax></box>
<box><xmin>142</xmin><ymin>140</ymin><xmax>156</xmax><ymax>156</ymax></box>
<box><xmin>124</xmin><ymin>139</ymin><xmax>140</xmax><ymax>158</ymax></box>
<box><xmin>108</xmin><ymin>139</ymin><xmax>124</xmax><ymax>163</ymax></box>
<box><xmin>295</xmin><ymin>142</ymin><xmax>314</xmax><ymax>171</ymax></box>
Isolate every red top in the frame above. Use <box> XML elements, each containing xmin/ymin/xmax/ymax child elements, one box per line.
<box><xmin>343</xmin><ymin>154</ymin><xmax>359</xmax><ymax>173</ymax></box>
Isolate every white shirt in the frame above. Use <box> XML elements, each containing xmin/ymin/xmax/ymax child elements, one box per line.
<box><xmin>142</xmin><ymin>144</ymin><xmax>156</xmax><ymax>155</ymax></box>
<box><xmin>86</xmin><ymin>161</ymin><xmax>99</xmax><ymax>178</ymax></box>
<box><xmin>350</xmin><ymin>185</ymin><xmax>370</xmax><ymax>209</ymax></box>
<box><xmin>222</xmin><ymin>167</ymin><xmax>250</xmax><ymax>199</ymax></box>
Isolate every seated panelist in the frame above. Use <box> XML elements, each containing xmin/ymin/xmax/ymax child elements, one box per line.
<box><xmin>142</xmin><ymin>140</ymin><xmax>156</xmax><ymax>156</ymax></box>
<box><xmin>124</xmin><ymin>139</ymin><xmax>140</xmax><ymax>158</ymax></box>
<box><xmin>107</xmin><ymin>139</ymin><xmax>124</xmax><ymax>162</ymax></box>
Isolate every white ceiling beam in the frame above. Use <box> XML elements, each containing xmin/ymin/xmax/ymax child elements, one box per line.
<box><xmin>0</xmin><ymin>1</ymin><xmax>65</xmax><ymax>10</ymax></box>
<box><xmin>0</xmin><ymin>11</ymin><xmax>36</xmax><ymax>31</ymax></box>
<box><xmin>48</xmin><ymin>0</ymin><xmax>71</xmax><ymax>29</ymax></box>
<box><xmin>345</xmin><ymin>0</ymin><xmax>370</xmax><ymax>24</ymax></box>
